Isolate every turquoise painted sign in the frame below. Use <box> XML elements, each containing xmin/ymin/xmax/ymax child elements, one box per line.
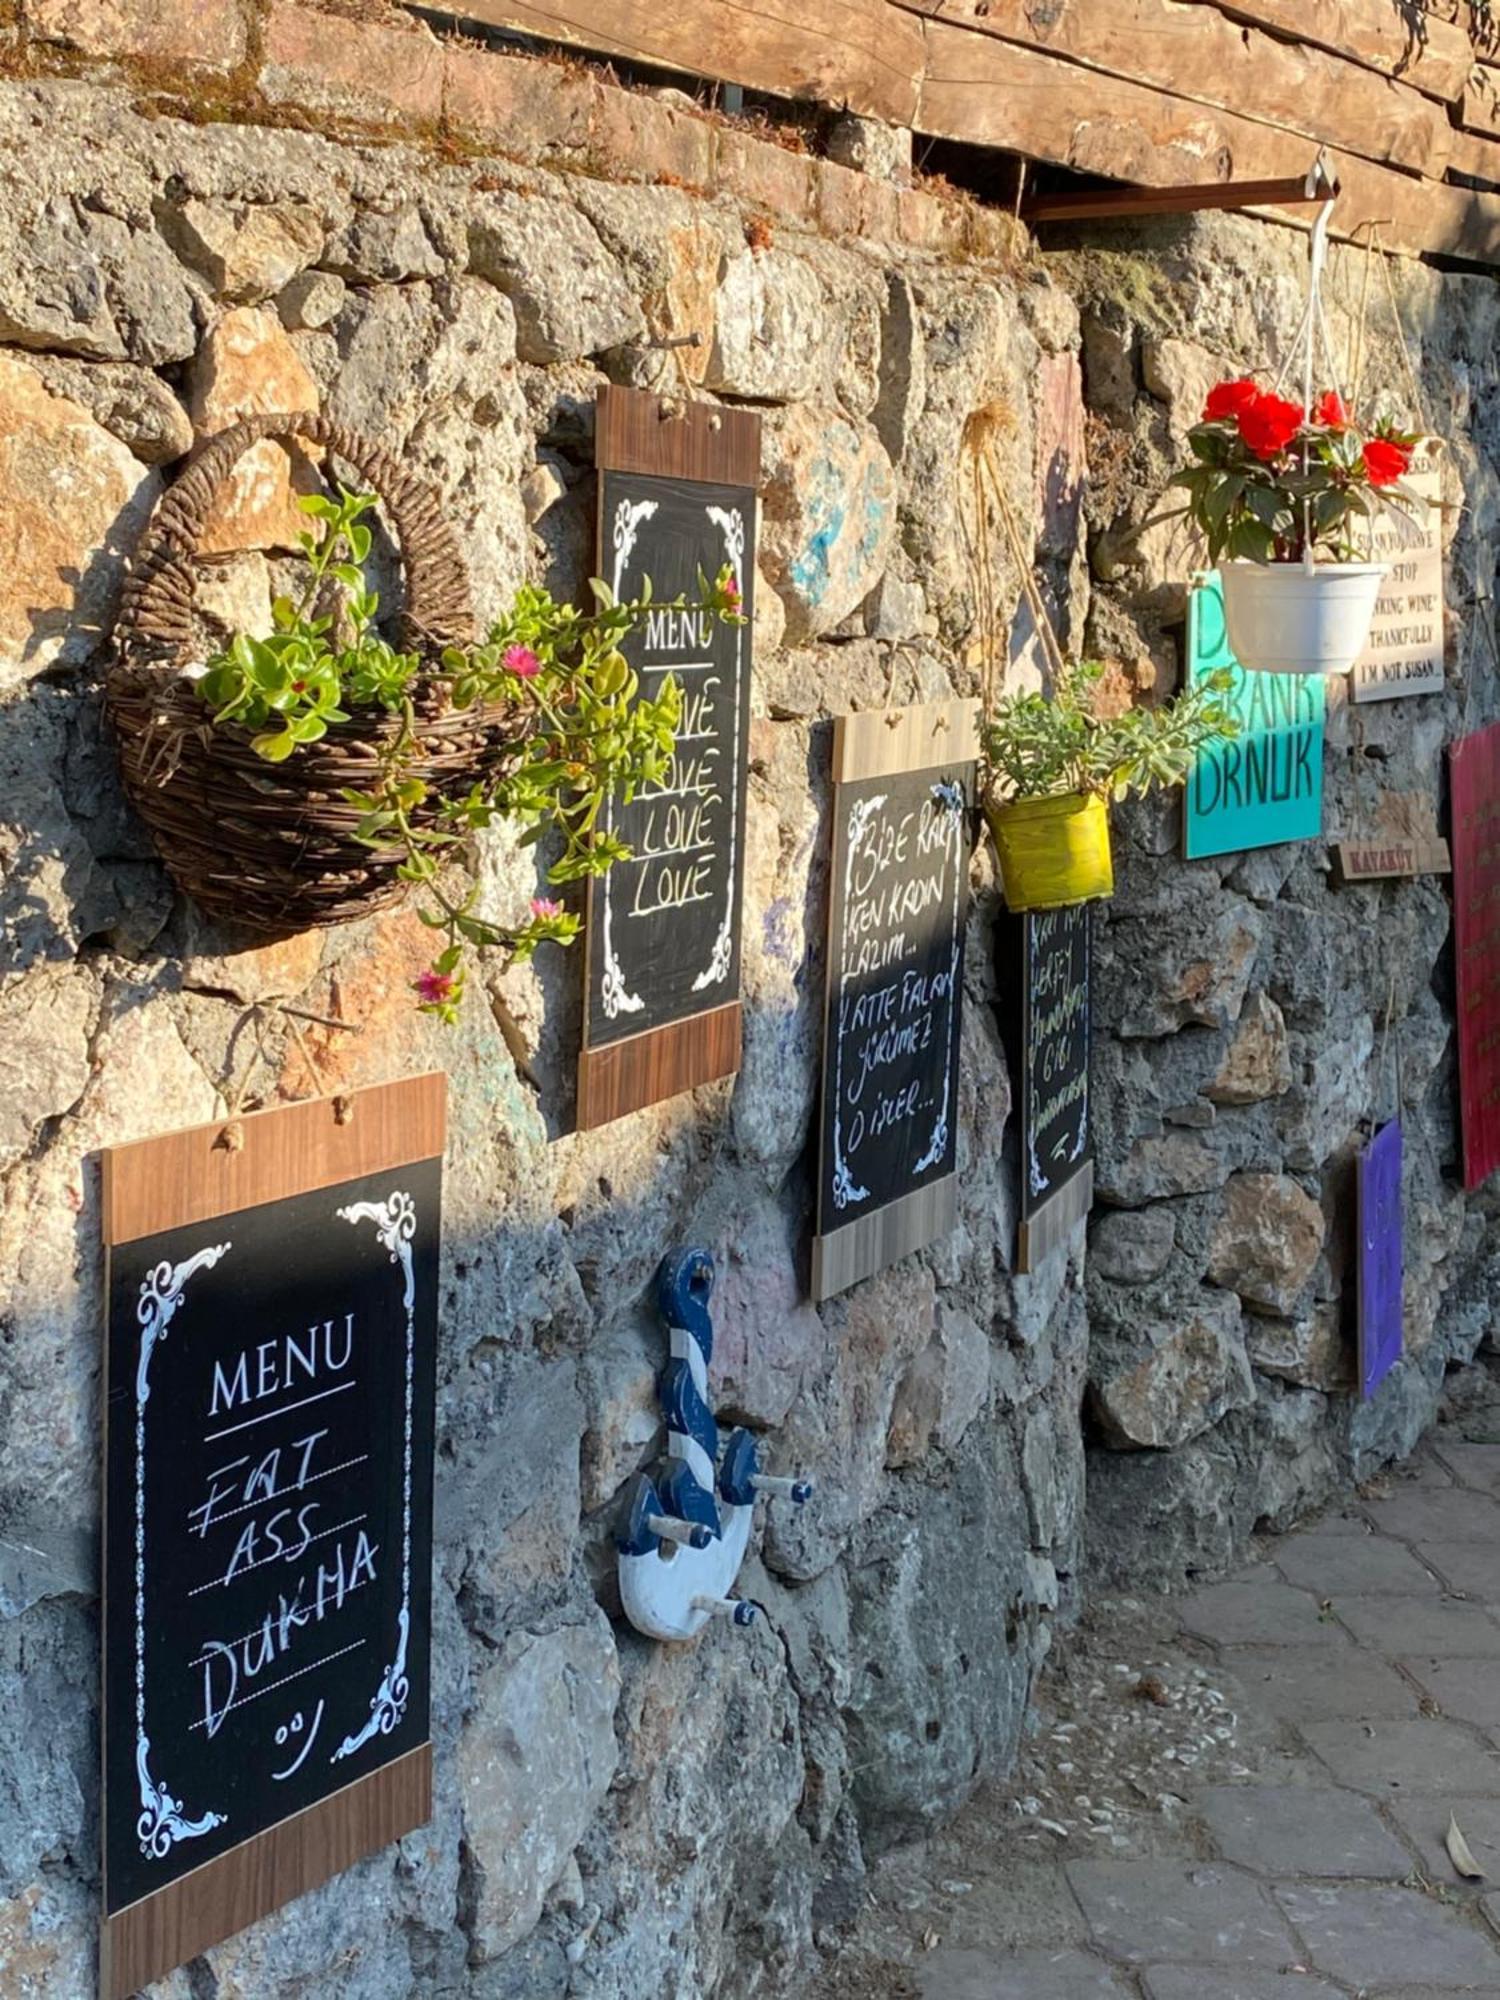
<box><xmin>1184</xmin><ymin>574</ymin><xmax>1325</xmax><ymax>860</ymax></box>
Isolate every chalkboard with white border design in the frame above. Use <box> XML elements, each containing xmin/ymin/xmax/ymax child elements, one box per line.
<box><xmin>579</xmin><ymin>387</ymin><xmax>762</xmax><ymax>1129</ymax></box>
<box><xmin>99</xmin><ymin>1078</ymin><xmax>442</xmax><ymax>1999</ymax></box>
<box><xmin>813</xmin><ymin>700</ymin><xmax>977</xmax><ymax>1301</ymax></box>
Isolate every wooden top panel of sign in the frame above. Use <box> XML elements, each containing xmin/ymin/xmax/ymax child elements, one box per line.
<box><xmin>833</xmin><ymin>700</ymin><xmax>980</xmax><ymax>785</ymax></box>
<box><xmin>595</xmin><ymin>385</ymin><xmax>762</xmax><ymax>488</ymax></box>
<box><xmin>100</xmin><ymin>1074</ymin><xmax>447</xmax><ymax>1246</ymax></box>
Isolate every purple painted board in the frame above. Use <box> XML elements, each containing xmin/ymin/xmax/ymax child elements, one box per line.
<box><xmin>1356</xmin><ymin>1118</ymin><xmax>1403</xmax><ymax>1400</ymax></box>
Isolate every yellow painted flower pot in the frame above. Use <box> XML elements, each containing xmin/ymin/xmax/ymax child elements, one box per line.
<box><xmin>986</xmin><ymin>791</ymin><xmax>1114</xmax><ymax>911</ymax></box>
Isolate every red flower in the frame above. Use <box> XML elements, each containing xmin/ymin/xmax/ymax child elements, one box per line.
<box><xmin>1236</xmin><ymin>392</ymin><xmax>1304</xmax><ymax>462</ymax></box>
<box><xmin>1363</xmin><ymin>437</ymin><xmax>1410</xmax><ymax>487</ymax></box>
<box><xmin>1315</xmin><ymin>391</ymin><xmax>1349</xmax><ymax>429</ymax></box>
<box><xmin>1203</xmin><ymin>378</ymin><xmax>1261</xmax><ymax>422</ymax></box>
<box><xmin>414</xmin><ymin>968</ymin><xmax>456</xmax><ymax>1005</ymax></box>
<box><xmin>504</xmin><ymin>645</ymin><xmax>541</xmax><ymax>678</ymax></box>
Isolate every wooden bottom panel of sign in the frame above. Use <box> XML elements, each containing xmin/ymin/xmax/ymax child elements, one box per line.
<box><xmin>811</xmin><ymin>1175</ymin><xmax>957</xmax><ymax>1304</ymax></box>
<box><xmin>101</xmin><ymin>1743</ymin><xmax>431</xmax><ymax>2000</ymax></box>
<box><xmin>1018</xmin><ymin>1164</ymin><xmax>1093</xmax><ymax>1274</ymax></box>
<box><xmin>577</xmin><ymin>1002</ymin><xmax>741</xmax><ymax>1130</ymax></box>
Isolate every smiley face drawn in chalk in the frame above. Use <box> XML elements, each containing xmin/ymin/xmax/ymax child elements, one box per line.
<box><xmin>271</xmin><ymin>1699</ymin><xmax>324</xmax><ymax>1780</ymax></box>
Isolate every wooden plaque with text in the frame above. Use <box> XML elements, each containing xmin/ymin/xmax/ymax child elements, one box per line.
<box><xmin>812</xmin><ymin>700</ymin><xmax>977</xmax><ymax>1302</ymax></box>
<box><xmin>578</xmin><ymin>386</ymin><xmax>761</xmax><ymax>1128</ymax></box>
<box><xmin>99</xmin><ymin>1076</ymin><xmax>443</xmax><ymax>1998</ymax></box>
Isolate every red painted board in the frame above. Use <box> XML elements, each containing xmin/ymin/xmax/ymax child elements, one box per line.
<box><xmin>1450</xmin><ymin>723</ymin><xmax>1500</xmax><ymax>1189</ymax></box>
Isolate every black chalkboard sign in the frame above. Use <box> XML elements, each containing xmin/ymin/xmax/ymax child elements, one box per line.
<box><xmin>103</xmin><ymin>1146</ymin><xmax>439</xmax><ymax>1931</ymax></box>
<box><xmin>586</xmin><ymin>469</ymin><xmax>754</xmax><ymax>1043</ymax></box>
<box><xmin>1020</xmin><ymin>904</ymin><xmax>1092</xmax><ymax>1218</ymax></box>
<box><xmin>579</xmin><ymin>388</ymin><xmax>762</xmax><ymax>1129</ymax></box>
<box><xmin>813</xmin><ymin>702</ymin><xmax>977</xmax><ymax>1301</ymax></box>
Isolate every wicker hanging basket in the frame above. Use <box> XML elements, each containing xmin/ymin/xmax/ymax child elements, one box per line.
<box><xmin>108</xmin><ymin>411</ymin><xmax>517</xmax><ymax>936</ymax></box>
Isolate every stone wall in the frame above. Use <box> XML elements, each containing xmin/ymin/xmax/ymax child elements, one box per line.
<box><xmin>1064</xmin><ymin>214</ymin><xmax>1500</xmax><ymax>1586</ymax></box>
<box><xmin>0</xmin><ymin>16</ymin><xmax>1077</xmax><ymax>1997</ymax></box>
<box><xmin>0</xmin><ymin>7</ymin><xmax>1496</xmax><ymax>1996</ymax></box>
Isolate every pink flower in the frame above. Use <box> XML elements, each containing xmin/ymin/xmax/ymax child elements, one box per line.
<box><xmin>414</xmin><ymin>968</ymin><xmax>456</xmax><ymax>1005</ymax></box>
<box><xmin>504</xmin><ymin>645</ymin><xmax>541</xmax><ymax>678</ymax></box>
<box><xmin>722</xmin><ymin>572</ymin><xmax>742</xmax><ymax>611</ymax></box>
<box><xmin>530</xmin><ymin>897</ymin><xmax>563</xmax><ymax>919</ymax></box>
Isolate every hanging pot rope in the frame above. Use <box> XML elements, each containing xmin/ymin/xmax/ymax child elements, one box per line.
<box><xmin>1270</xmin><ymin>153</ymin><xmax>1341</xmax><ymax>574</ymax></box>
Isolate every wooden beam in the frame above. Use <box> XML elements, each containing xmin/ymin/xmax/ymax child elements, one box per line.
<box><xmin>1022</xmin><ymin>174</ymin><xmax>1335</xmax><ymax>223</ymax></box>
<box><xmin>916</xmin><ymin>17</ymin><xmax>1500</xmax><ymax>263</ymax></box>
<box><xmin>436</xmin><ymin>0</ymin><xmax>923</xmax><ymax>125</ymax></box>
<box><xmin>1182</xmin><ymin>0</ymin><xmax>1472</xmax><ymax>104</ymax></box>
<box><xmin>892</xmin><ymin>0</ymin><xmax>1452</xmax><ymax>178</ymax></box>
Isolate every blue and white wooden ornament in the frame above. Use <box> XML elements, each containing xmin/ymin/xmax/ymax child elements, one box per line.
<box><xmin>616</xmin><ymin>1248</ymin><xmax>813</xmax><ymax>1641</ymax></box>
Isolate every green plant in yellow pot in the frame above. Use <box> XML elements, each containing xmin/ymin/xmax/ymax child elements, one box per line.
<box><xmin>981</xmin><ymin>659</ymin><xmax>1237</xmax><ymax>911</ymax></box>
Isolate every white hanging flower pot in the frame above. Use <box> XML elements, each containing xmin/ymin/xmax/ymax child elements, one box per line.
<box><xmin>1220</xmin><ymin>561</ymin><xmax>1387</xmax><ymax>676</ymax></box>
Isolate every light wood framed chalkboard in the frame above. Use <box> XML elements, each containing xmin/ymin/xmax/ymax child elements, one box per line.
<box><xmin>578</xmin><ymin>386</ymin><xmax>761</xmax><ymax>1129</ymax></box>
<box><xmin>99</xmin><ymin>1075</ymin><xmax>443</xmax><ymax>1998</ymax></box>
<box><xmin>812</xmin><ymin>700</ymin><xmax>977</xmax><ymax>1302</ymax></box>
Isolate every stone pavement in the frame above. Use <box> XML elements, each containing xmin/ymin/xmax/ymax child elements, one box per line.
<box><xmin>815</xmin><ymin>1387</ymin><xmax>1500</xmax><ymax>2000</ymax></box>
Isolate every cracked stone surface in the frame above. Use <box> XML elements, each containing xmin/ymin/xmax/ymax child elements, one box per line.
<box><xmin>809</xmin><ymin>1364</ymin><xmax>1500</xmax><ymax>2000</ymax></box>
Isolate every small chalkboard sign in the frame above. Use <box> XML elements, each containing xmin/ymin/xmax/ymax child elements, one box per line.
<box><xmin>579</xmin><ymin>386</ymin><xmax>761</xmax><ymax>1129</ymax></box>
<box><xmin>1011</xmin><ymin>904</ymin><xmax>1093</xmax><ymax>1271</ymax></box>
<box><xmin>99</xmin><ymin>1076</ymin><xmax>443</xmax><ymax>1999</ymax></box>
<box><xmin>812</xmin><ymin>700</ymin><xmax>977</xmax><ymax>1302</ymax></box>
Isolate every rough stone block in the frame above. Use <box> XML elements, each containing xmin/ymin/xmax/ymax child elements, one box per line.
<box><xmin>24</xmin><ymin>0</ymin><xmax>247</xmax><ymax>67</ymax></box>
<box><xmin>188</xmin><ymin>304</ymin><xmax>320</xmax><ymax>553</ymax></box>
<box><xmin>1207</xmin><ymin>1173</ymin><xmax>1324</xmax><ymax>1317</ymax></box>
<box><xmin>260</xmin><ymin>1</ymin><xmax>445</xmax><ymax>128</ymax></box>
<box><xmin>759</xmin><ymin>404</ymin><xmax>896</xmax><ymax>642</ymax></box>
<box><xmin>704</xmin><ymin>248</ymin><xmax>824</xmax><ymax>404</ymax></box>
<box><xmin>1196</xmin><ymin>1783</ymin><xmax>1411</xmax><ymax>1879</ymax></box>
<box><xmin>0</xmin><ymin>355</ymin><xmax>161</xmax><ymax>676</ymax></box>
<box><xmin>1065</xmin><ymin>1861</ymin><xmax>1298</xmax><ymax>1967</ymax></box>
<box><xmin>1090</xmin><ymin>1207</ymin><xmax>1176</xmax><ymax>1285</ymax></box>
<box><xmin>468</xmin><ymin>188</ymin><xmax>644</xmax><ymax>364</ymax></box>
<box><xmin>591</xmin><ymin>85</ymin><xmax>715</xmax><ymax>192</ymax></box>
<box><xmin>457</xmin><ymin>1612</ymin><xmax>620</xmax><ymax>1961</ymax></box>
<box><xmin>826</xmin><ymin>114</ymin><xmax>913</xmax><ymax>185</ymax></box>
<box><xmin>1207</xmin><ymin>991</ymin><xmax>1293</xmax><ymax>1105</ymax></box>
<box><xmin>442</xmin><ymin>43</ymin><xmax>594</xmax><ymax>157</ymax></box>
<box><xmin>1246</xmin><ymin>1305</ymin><xmax>1353</xmax><ymax>1393</ymax></box>
<box><xmin>1273</xmin><ymin>1881</ymin><xmax>1500</xmax><ymax>1989</ymax></box>
<box><xmin>161</xmin><ymin>197</ymin><xmax>324</xmax><ymax>304</ymax></box>
<box><xmin>1089</xmin><ymin>1286</ymin><xmax>1253</xmax><ymax>1450</ymax></box>
<box><xmin>25</xmin><ymin>355</ymin><xmax>193</xmax><ymax>466</ymax></box>
<box><xmin>715</xmin><ymin>128</ymin><xmax>815</xmax><ymax>223</ymax></box>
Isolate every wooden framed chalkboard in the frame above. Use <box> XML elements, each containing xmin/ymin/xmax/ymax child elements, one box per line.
<box><xmin>99</xmin><ymin>1075</ymin><xmax>443</xmax><ymax>1998</ymax></box>
<box><xmin>1014</xmin><ymin>904</ymin><xmax>1093</xmax><ymax>1272</ymax></box>
<box><xmin>579</xmin><ymin>386</ymin><xmax>761</xmax><ymax>1129</ymax></box>
<box><xmin>812</xmin><ymin>700</ymin><xmax>977</xmax><ymax>1302</ymax></box>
